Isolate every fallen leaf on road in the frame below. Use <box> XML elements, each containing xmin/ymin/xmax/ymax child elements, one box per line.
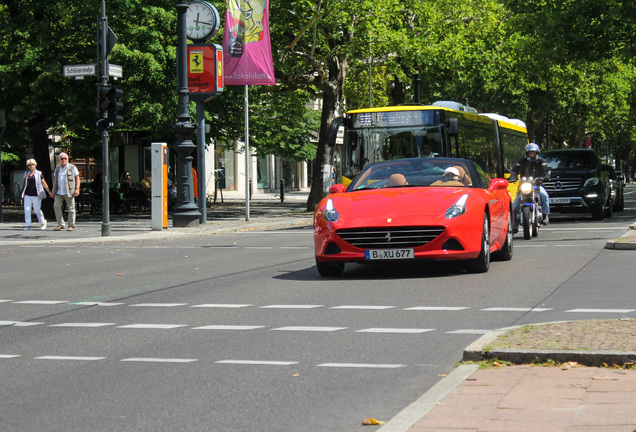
<box><xmin>362</xmin><ymin>418</ymin><xmax>385</xmax><ymax>426</ymax></box>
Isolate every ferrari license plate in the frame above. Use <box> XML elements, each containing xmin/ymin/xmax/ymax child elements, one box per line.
<box><xmin>365</xmin><ymin>249</ymin><xmax>414</xmax><ymax>260</ymax></box>
<box><xmin>550</xmin><ymin>197</ymin><xmax>570</xmax><ymax>204</ymax></box>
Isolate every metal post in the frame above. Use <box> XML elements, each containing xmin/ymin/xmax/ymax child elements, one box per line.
<box><xmin>244</xmin><ymin>85</ymin><xmax>250</xmax><ymax>221</ymax></box>
<box><xmin>100</xmin><ymin>0</ymin><xmax>111</xmax><ymax>237</ymax></box>
<box><xmin>196</xmin><ymin>102</ymin><xmax>206</xmax><ymax>224</ymax></box>
<box><xmin>172</xmin><ymin>0</ymin><xmax>201</xmax><ymax>227</ymax></box>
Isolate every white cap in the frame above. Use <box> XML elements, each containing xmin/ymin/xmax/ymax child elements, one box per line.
<box><xmin>444</xmin><ymin>167</ymin><xmax>460</xmax><ymax>177</ymax></box>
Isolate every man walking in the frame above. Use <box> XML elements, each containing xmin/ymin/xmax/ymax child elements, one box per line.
<box><xmin>50</xmin><ymin>152</ymin><xmax>81</xmax><ymax>231</ymax></box>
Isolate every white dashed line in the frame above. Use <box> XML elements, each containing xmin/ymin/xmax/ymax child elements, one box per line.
<box><xmin>191</xmin><ymin>304</ymin><xmax>252</xmax><ymax>308</ymax></box>
<box><xmin>14</xmin><ymin>300</ymin><xmax>67</xmax><ymax>305</ymax></box>
<box><xmin>480</xmin><ymin>307</ymin><xmax>552</xmax><ymax>312</ymax></box>
<box><xmin>121</xmin><ymin>358</ymin><xmax>198</xmax><ymax>363</ymax></box>
<box><xmin>272</xmin><ymin>326</ymin><xmax>347</xmax><ymax>332</ymax></box>
<box><xmin>131</xmin><ymin>303</ymin><xmax>188</xmax><ymax>307</ymax></box>
<box><xmin>356</xmin><ymin>328</ymin><xmax>435</xmax><ymax>334</ymax></box>
<box><xmin>70</xmin><ymin>302</ymin><xmax>124</xmax><ymax>307</ymax></box>
<box><xmin>216</xmin><ymin>360</ymin><xmax>297</xmax><ymax>366</ymax></box>
<box><xmin>192</xmin><ymin>325</ymin><xmax>265</xmax><ymax>330</ymax></box>
<box><xmin>318</xmin><ymin>363</ymin><xmax>405</xmax><ymax>369</ymax></box>
<box><xmin>446</xmin><ymin>329</ymin><xmax>492</xmax><ymax>334</ymax></box>
<box><xmin>35</xmin><ymin>356</ymin><xmax>105</xmax><ymax>361</ymax></box>
<box><xmin>0</xmin><ymin>355</ymin><xmax>20</xmax><ymax>359</ymax></box>
<box><xmin>330</xmin><ymin>305</ymin><xmax>394</xmax><ymax>310</ymax></box>
<box><xmin>0</xmin><ymin>321</ymin><xmax>43</xmax><ymax>327</ymax></box>
<box><xmin>260</xmin><ymin>305</ymin><xmax>323</xmax><ymax>309</ymax></box>
<box><xmin>49</xmin><ymin>323</ymin><xmax>116</xmax><ymax>328</ymax></box>
<box><xmin>566</xmin><ymin>308</ymin><xmax>636</xmax><ymax>313</ymax></box>
<box><xmin>116</xmin><ymin>324</ymin><xmax>188</xmax><ymax>329</ymax></box>
<box><xmin>404</xmin><ymin>306</ymin><xmax>470</xmax><ymax>311</ymax></box>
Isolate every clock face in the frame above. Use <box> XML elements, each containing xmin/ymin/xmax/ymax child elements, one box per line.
<box><xmin>186</xmin><ymin>1</ymin><xmax>219</xmax><ymax>42</ymax></box>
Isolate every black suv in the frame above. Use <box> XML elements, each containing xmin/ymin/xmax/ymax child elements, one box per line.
<box><xmin>541</xmin><ymin>149</ymin><xmax>612</xmax><ymax>220</ymax></box>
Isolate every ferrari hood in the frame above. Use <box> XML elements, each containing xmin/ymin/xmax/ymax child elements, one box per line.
<box><xmin>324</xmin><ymin>188</ymin><xmax>468</xmax><ymax>227</ymax></box>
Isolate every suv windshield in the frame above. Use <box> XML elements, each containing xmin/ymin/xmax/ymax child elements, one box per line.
<box><xmin>543</xmin><ymin>151</ymin><xmax>595</xmax><ymax>170</ymax></box>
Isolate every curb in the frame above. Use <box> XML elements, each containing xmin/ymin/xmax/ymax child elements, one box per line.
<box><xmin>376</xmin><ymin>364</ymin><xmax>480</xmax><ymax>432</ymax></box>
<box><xmin>605</xmin><ymin>223</ymin><xmax>636</xmax><ymax>250</ymax></box>
<box><xmin>463</xmin><ymin>323</ymin><xmax>636</xmax><ymax>367</ymax></box>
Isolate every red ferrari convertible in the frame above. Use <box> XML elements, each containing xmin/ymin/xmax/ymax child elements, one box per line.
<box><xmin>313</xmin><ymin>158</ymin><xmax>513</xmax><ymax>276</ymax></box>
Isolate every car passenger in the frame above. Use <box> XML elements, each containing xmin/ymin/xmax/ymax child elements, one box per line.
<box><xmin>387</xmin><ymin>173</ymin><xmax>408</xmax><ymax>187</ymax></box>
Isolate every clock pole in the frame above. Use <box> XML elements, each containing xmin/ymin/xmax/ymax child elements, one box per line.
<box><xmin>172</xmin><ymin>0</ymin><xmax>201</xmax><ymax>227</ymax></box>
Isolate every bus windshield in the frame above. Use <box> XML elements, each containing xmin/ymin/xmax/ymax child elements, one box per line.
<box><xmin>342</xmin><ymin>110</ymin><xmax>446</xmax><ymax>180</ymax></box>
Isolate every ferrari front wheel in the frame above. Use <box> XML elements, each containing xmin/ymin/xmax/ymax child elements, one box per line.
<box><xmin>467</xmin><ymin>214</ymin><xmax>490</xmax><ymax>273</ymax></box>
<box><xmin>315</xmin><ymin>258</ymin><xmax>345</xmax><ymax>277</ymax></box>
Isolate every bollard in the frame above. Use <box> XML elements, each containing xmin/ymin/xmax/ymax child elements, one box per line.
<box><xmin>280</xmin><ymin>178</ymin><xmax>285</xmax><ymax>203</ymax></box>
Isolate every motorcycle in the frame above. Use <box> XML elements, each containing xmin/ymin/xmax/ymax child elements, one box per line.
<box><xmin>514</xmin><ymin>176</ymin><xmax>543</xmax><ymax>240</ymax></box>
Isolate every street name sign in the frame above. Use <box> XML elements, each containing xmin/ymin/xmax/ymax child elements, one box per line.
<box><xmin>63</xmin><ymin>64</ymin><xmax>97</xmax><ymax>78</ymax></box>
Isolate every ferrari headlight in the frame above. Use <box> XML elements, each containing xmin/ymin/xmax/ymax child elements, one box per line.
<box><xmin>519</xmin><ymin>182</ymin><xmax>533</xmax><ymax>194</ymax></box>
<box><xmin>445</xmin><ymin>193</ymin><xmax>469</xmax><ymax>219</ymax></box>
<box><xmin>323</xmin><ymin>198</ymin><xmax>339</xmax><ymax>222</ymax></box>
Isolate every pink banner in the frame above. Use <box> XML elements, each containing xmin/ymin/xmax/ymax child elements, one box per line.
<box><xmin>223</xmin><ymin>0</ymin><xmax>276</xmax><ymax>85</ymax></box>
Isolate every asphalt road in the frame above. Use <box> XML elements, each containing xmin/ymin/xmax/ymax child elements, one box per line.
<box><xmin>1</xmin><ymin>188</ymin><xmax>635</xmax><ymax>431</ymax></box>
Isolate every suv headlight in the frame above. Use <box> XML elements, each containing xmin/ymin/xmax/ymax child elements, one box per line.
<box><xmin>584</xmin><ymin>177</ymin><xmax>600</xmax><ymax>187</ymax></box>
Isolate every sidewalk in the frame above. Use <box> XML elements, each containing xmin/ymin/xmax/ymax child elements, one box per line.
<box><xmin>0</xmin><ymin>191</ymin><xmax>313</xmax><ymax>246</ymax></box>
<box><xmin>4</xmin><ymin>191</ymin><xmax>636</xmax><ymax>431</ymax></box>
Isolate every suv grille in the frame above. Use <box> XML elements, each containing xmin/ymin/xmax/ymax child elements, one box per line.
<box><xmin>337</xmin><ymin>226</ymin><xmax>445</xmax><ymax>249</ymax></box>
<box><xmin>543</xmin><ymin>178</ymin><xmax>582</xmax><ymax>192</ymax></box>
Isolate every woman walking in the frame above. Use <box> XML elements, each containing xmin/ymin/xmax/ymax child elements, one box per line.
<box><xmin>21</xmin><ymin>158</ymin><xmax>51</xmax><ymax>230</ymax></box>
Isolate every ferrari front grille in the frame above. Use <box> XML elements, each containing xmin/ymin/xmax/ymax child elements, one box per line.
<box><xmin>337</xmin><ymin>226</ymin><xmax>445</xmax><ymax>249</ymax></box>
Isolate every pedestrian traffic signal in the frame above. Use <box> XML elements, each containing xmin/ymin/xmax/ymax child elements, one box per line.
<box><xmin>97</xmin><ymin>85</ymin><xmax>124</xmax><ymax>130</ymax></box>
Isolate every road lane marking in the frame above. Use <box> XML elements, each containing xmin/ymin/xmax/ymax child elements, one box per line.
<box><xmin>191</xmin><ymin>304</ymin><xmax>252</xmax><ymax>308</ymax></box>
<box><xmin>272</xmin><ymin>326</ymin><xmax>347</xmax><ymax>332</ymax></box>
<box><xmin>481</xmin><ymin>307</ymin><xmax>552</xmax><ymax>312</ymax></box>
<box><xmin>0</xmin><ymin>355</ymin><xmax>20</xmax><ymax>359</ymax></box>
<box><xmin>35</xmin><ymin>356</ymin><xmax>105</xmax><ymax>361</ymax></box>
<box><xmin>130</xmin><ymin>303</ymin><xmax>188</xmax><ymax>307</ymax></box>
<box><xmin>216</xmin><ymin>360</ymin><xmax>297</xmax><ymax>366</ymax></box>
<box><xmin>116</xmin><ymin>324</ymin><xmax>188</xmax><ymax>329</ymax></box>
<box><xmin>356</xmin><ymin>328</ymin><xmax>435</xmax><ymax>334</ymax></box>
<box><xmin>330</xmin><ymin>305</ymin><xmax>394</xmax><ymax>310</ymax></box>
<box><xmin>446</xmin><ymin>329</ymin><xmax>492</xmax><ymax>334</ymax></box>
<box><xmin>49</xmin><ymin>323</ymin><xmax>116</xmax><ymax>328</ymax></box>
<box><xmin>14</xmin><ymin>300</ymin><xmax>67</xmax><ymax>305</ymax></box>
<box><xmin>121</xmin><ymin>358</ymin><xmax>198</xmax><ymax>363</ymax></box>
<box><xmin>404</xmin><ymin>306</ymin><xmax>470</xmax><ymax>311</ymax></box>
<box><xmin>261</xmin><ymin>305</ymin><xmax>323</xmax><ymax>309</ymax></box>
<box><xmin>566</xmin><ymin>308</ymin><xmax>636</xmax><ymax>313</ymax></box>
<box><xmin>318</xmin><ymin>363</ymin><xmax>405</xmax><ymax>369</ymax></box>
<box><xmin>70</xmin><ymin>302</ymin><xmax>124</xmax><ymax>306</ymax></box>
<box><xmin>192</xmin><ymin>325</ymin><xmax>265</xmax><ymax>330</ymax></box>
<box><xmin>0</xmin><ymin>321</ymin><xmax>44</xmax><ymax>326</ymax></box>
<box><xmin>0</xmin><ymin>300</ymin><xmax>13</xmax><ymax>303</ymax></box>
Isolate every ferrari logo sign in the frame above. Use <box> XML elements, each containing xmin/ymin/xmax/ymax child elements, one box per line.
<box><xmin>189</xmin><ymin>50</ymin><xmax>204</xmax><ymax>74</ymax></box>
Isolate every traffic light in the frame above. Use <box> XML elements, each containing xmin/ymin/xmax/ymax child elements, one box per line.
<box><xmin>97</xmin><ymin>85</ymin><xmax>124</xmax><ymax>130</ymax></box>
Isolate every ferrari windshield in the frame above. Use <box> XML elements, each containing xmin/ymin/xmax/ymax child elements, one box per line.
<box><xmin>349</xmin><ymin>158</ymin><xmax>476</xmax><ymax>191</ymax></box>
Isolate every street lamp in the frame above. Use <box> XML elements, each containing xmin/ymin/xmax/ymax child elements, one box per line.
<box><xmin>172</xmin><ymin>0</ymin><xmax>201</xmax><ymax>227</ymax></box>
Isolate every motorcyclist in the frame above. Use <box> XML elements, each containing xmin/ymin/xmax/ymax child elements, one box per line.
<box><xmin>508</xmin><ymin>143</ymin><xmax>551</xmax><ymax>233</ymax></box>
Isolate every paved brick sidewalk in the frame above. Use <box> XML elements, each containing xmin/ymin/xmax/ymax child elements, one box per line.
<box><xmin>407</xmin><ymin>365</ymin><xmax>636</xmax><ymax>432</ymax></box>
